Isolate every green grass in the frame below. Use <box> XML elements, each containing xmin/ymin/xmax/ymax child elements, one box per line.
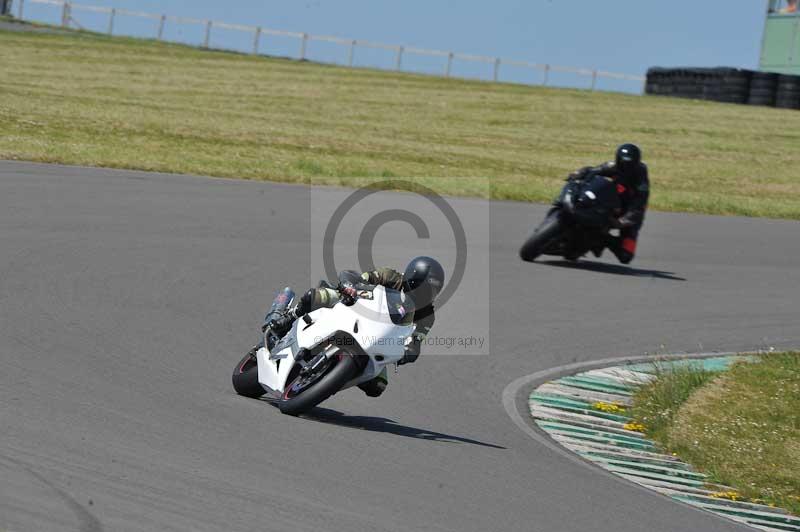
<box><xmin>631</xmin><ymin>354</ymin><xmax>800</xmax><ymax>515</ymax></box>
<box><xmin>2</xmin><ymin>23</ymin><xmax>800</xmax><ymax>218</ymax></box>
<box><xmin>629</xmin><ymin>363</ymin><xmax>721</xmax><ymax>444</ymax></box>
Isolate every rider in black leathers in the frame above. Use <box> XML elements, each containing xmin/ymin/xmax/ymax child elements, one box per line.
<box><xmin>568</xmin><ymin>143</ymin><xmax>649</xmax><ymax>264</ymax></box>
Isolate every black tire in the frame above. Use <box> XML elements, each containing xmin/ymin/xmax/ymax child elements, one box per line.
<box><xmin>718</xmin><ymin>88</ymin><xmax>749</xmax><ymax>99</ymax></box>
<box><xmin>722</xmin><ymin>80</ymin><xmax>750</xmax><ymax>89</ymax></box>
<box><xmin>722</xmin><ymin>73</ymin><xmax>751</xmax><ymax>86</ymax></box>
<box><xmin>703</xmin><ymin>88</ymin><xmax>723</xmax><ymax>100</ymax></box>
<box><xmin>681</xmin><ymin>87</ymin><xmax>700</xmax><ymax>96</ymax></box>
<box><xmin>776</xmin><ymin>97</ymin><xmax>800</xmax><ymax>110</ymax></box>
<box><xmin>776</xmin><ymin>88</ymin><xmax>800</xmax><ymax>98</ymax></box>
<box><xmin>777</xmin><ymin>75</ymin><xmax>800</xmax><ymax>91</ymax></box>
<box><xmin>519</xmin><ymin>212</ymin><xmax>564</xmax><ymax>262</ymax></box>
<box><xmin>752</xmin><ymin>77</ymin><xmax>777</xmax><ymax>85</ymax></box>
<box><xmin>278</xmin><ymin>354</ymin><xmax>358</xmax><ymax>416</ymax></box>
<box><xmin>778</xmin><ymin>85</ymin><xmax>800</xmax><ymax>95</ymax></box>
<box><xmin>747</xmin><ymin>97</ymin><xmax>774</xmax><ymax>107</ymax></box>
<box><xmin>714</xmin><ymin>93</ymin><xmax>748</xmax><ymax>104</ymax></box>
<box><xmin>748</xmin><ymin>86</ymin><xmax>776</xmax><ymax>106</ymax></box>
<box><xmin>750</xmin><ymin>79</ymin><xmax>777</xmax><ymax>90</ymax></box>
<box><xmin>776</xmin><ymin>83</ymin><xmax>800</xmax><ymax>108</ymax></box>
<box><xmin>748</xmin><ymin>87</ymin><xmax>776</xmax><ymax>98</ymax></box>
<box><xmin>232</xmin><ymin>351</ymin><xmax>266</xmax><ymax>398</ymax></box>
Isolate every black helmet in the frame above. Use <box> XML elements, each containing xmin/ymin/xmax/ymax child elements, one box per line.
<box><xmin>403</xmin><ymin>256</ymin><xmax>445</xmax><ymax>308</ymax></box>
<box><xmin>615</xmin><ymin>143</ymin><xmax>642</xmax><ymax>175</ymax></box>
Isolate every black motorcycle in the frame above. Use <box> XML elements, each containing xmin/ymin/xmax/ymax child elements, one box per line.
<box><xmin>519</xmin><ymin>173</ymin><xmax>621</xmax><ymax>262</ymax></box>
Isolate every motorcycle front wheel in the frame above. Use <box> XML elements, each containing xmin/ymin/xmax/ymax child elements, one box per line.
<box><xmin>278</xmin><ymin>354</ymin><xmax>358</xmax><ymax>416</ymax></box>
<box><xmin>232</xmin><ymin>350</ymin><xmax>266</xmax><ymax>398</ymax></box>
<box><xmin>519</xmin><ymin>211</ymin><xmax>564</xmax><ymax>262</ymax></box>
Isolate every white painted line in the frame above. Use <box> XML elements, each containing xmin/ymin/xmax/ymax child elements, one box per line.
<box><xmin>619</xmin><ymin>474</ymin><xmax>721</xmax><ymax>496</ymax></box>
<box><xmin>530</xmin><ymin>405</ymin><xmax>640</xmax><ymax>433</ymax></box>
<box><xmin>552</xmin><ymin>435</ymin><xmax>681</xmax><ymax>461</ymax></box>
<box><xmin>535</xmin><ymin>383</ymin><xmax>633</xmax><ymax>405</ymax></box>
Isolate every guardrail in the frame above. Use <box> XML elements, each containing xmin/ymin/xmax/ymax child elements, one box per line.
<box><xmin>13</xmin><ymin>0</ymin><xmax>646</xmax><ymax>93</ymax></box>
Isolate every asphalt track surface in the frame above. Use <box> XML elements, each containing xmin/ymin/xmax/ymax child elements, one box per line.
<box><xmin>2</xmin><ymin>161</ymin><xmax>798</xmax><ymax>532</ymax></box>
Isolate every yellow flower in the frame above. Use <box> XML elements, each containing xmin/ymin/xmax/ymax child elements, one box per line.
<box><xmin>623</xmin><ymin>422</ymin><xmax>646</xmax><ymax>433</ymax></box>
<box><xmin>593</xmin><ymin>401</ymin><xmax>626</xmax><ymax>413</ymax></box>
<box><xmin>711</xmin><ymin>491</ymin><xmax>741</xmax><ymax>501</ymax></box>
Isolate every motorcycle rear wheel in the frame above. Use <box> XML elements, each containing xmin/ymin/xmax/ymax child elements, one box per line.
<box><xmin>278</xmin><ymin>354</ymin><xmax>358</xmax><ymax>416</ymax></box>
<box><xmin>520</xmin><ymin>212</ymin><xmax>564</xmax><ymax>262</ymax></box>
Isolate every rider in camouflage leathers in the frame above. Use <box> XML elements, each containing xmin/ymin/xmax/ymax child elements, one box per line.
<box><xmin>268</xmin><ymin>258</ymin><xmax>443</xmax><ymax>397</ymax></box>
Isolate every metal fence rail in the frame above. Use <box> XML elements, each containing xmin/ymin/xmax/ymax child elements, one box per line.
<box><xmin>13</xmin><ymin>0</ymin><xmax>646</xmax><ymax>93</ymax></box>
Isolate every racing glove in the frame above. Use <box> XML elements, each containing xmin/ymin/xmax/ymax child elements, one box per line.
<box><xmin>265</xmin><ymin>306</ymin><xmax>300</xmax><ymax>334</ymax></box>
<box><xmin>568</xmin><ymin>166</ymin><xmax>593</xmax><ymax>182</ymax></box>
<box><xmin>339</xmin><ymin>283</ymin><xmax>358</xmax><ymax>306</ymax></box>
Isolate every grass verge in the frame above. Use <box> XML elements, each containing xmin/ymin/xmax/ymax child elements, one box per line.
<box><xmin>631</xmin><ymin>353</ymin><xmax>800</xmax><ymax>514</ymax></box>
<box><xmin>628</xmin><ymin>362</ymin><xmax>721</xmax><ymax>444</ymax></box>
<box><xmin>2</xmin><ymin>22</ymin><xmax>800</xmax><ymax>218</ymax></box>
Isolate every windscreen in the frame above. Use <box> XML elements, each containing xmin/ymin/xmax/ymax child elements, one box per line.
<box><xmin>384</xmin><ymin>288</ymin><xmax>415</xmax><ymax>326</ymax></box>
<box><xmin>582</xmin><ymin>174</ymin><xmax>620</xmax><ymax>211</ymax></box>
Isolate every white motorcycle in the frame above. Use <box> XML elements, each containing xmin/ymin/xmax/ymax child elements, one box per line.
<box><xmin>231</xmin><ymin>285</ymin><xmax>415</xmax><ymax>415</ymax></box>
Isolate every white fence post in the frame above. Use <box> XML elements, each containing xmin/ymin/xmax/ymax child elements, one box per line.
<box><xmin>203</xmin><ymin>20</ymin><xmax>212</xmax><ymax>48</ymax></box>
<box><xmin>253</xmin><ymin>26</ymin><xmax>261</xmax><ymax>54</ymax></box>
<box><xmin>300</xmin><ymin>33</ymin><xmax>308</xmax><ymax>60</ymax></box>
<box><xmin>60</xmin><ymin>1</ymin><xmax>70</xmax><ymax>27</ymax></box>
<box><xmin>15</xmin><ymin>0</ymin><xmax>643</xmax><ymax>94</ymax></box>
<box><xmin>348</xmin><ymin>39</ymin><xmax>356</xmax><ymax>66</ymax></box>
<box><xmin>107</xmin><ymin>8</ymin><xmax>115</xmax><ymax>35</ymax></box>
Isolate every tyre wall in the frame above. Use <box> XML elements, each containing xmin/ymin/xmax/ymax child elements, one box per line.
<box><xmin>646</xmin><ymin>67</ymin><xmax>800</xmax><ymax>110</ymax></box>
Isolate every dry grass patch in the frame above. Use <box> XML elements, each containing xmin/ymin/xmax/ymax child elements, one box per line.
<box><xmin>2</xmin><ymin>25</ymin><xmax>800</xmax><ymax>218</ymax></box>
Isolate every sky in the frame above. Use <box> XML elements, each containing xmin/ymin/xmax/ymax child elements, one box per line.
<box><xmin>18</xmin><ymin>0</ymin><xmax>770</xmax><ymax>93</ymax></box>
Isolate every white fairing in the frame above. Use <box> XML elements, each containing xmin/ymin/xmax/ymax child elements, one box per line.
<box><xmin>255</xmin><ymin>286</ymin><xmax>415</xmax><ymax>396</ymax></box>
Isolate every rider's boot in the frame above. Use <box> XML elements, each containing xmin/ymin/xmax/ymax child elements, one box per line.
<box><xmin>605</xmin><ymin>235</ymin><xmax>634</xmax><ymax>264</ymax></box>
<box><xmin>358</xmin><ymin>367</ymin><xmax>388</xmax><ymax>397</ymax></box>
